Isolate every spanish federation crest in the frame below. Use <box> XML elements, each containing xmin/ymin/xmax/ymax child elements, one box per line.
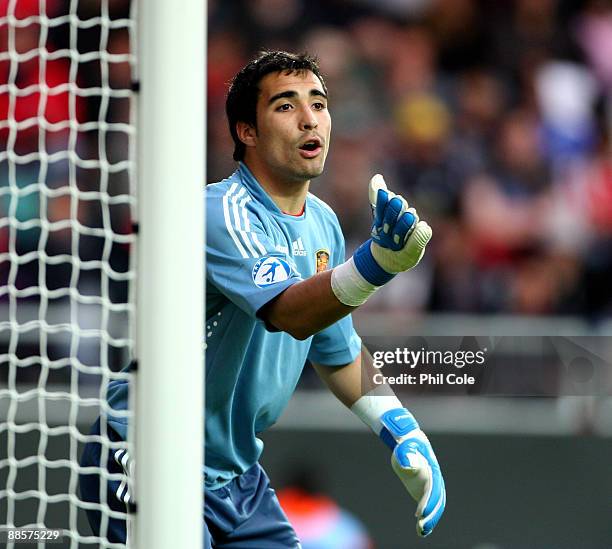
<box><xmin>315</xmin><ymin>249</ymin><xmax>330</xmax><ymax>273</ymax></box>
<box><xmin>252</xmin><ymin>256</ymin><xmax>292</xmax><ymax>288</ymax></box>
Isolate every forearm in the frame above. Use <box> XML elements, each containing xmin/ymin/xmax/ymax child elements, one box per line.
<box><xmin>259</xmin><ymin>270</ymin><xmax>354</xmax><ymax>340</ymax></box>
<box><xmin>312</xmin><ymin>345</ymin><xmax>395</xmax><ymax>407</ymax></box>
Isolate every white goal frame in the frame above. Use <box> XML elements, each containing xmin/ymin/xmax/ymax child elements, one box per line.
<box><xmin>135</xmin><ymin>1</ymin><xmax>205</xmax><ymax>548</ymax></box>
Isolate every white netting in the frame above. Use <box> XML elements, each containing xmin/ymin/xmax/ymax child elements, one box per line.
<box><xmin>0</xmin><ymin>1</ymin><xmax>136</xmax><ymax>547</ymax></box>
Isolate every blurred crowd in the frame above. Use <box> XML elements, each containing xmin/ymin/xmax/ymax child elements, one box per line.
<box><xmin>2</xmin><ymin>0</ymin><xmax>611</xmax><ymax>322</ymax></box>
<box><xmin>0</xmin><ymin>0</ymin><xmax>133</xmax><ymax>306</ymax></box>
<box><xmin>209</xmin><ymin>0</ymin><xmax>612</xmax><ymax>322</ymax></box>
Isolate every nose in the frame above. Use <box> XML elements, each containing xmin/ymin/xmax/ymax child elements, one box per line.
<box><xmin>298</xmin><ymin>106</ymin><xmax>318</xmax><ymax>131</ymax></box>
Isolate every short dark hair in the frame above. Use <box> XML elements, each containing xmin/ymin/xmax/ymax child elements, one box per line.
<box><xmin>226</xmin><ymin>51</ymin><xmax>328</xmax><ymax>161</ymax></box>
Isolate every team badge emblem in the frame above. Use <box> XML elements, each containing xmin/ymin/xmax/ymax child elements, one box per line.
<box><xmin>252</xmin><ymin>256</ymin><xmax>292</xmax><ymax>287</ymax></box>
<box><xmin>315</xmin><ymin>249</ymin><xmax>330</xmax><ymax>273</ymax></box>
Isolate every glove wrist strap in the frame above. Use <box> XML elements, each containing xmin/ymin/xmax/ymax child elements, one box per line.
<box><xmin>379</xmin><ymin>408</ymin><xmax>420</xmax><ymax>450</ymax></box>
<box><xmin>331</xmin><ymin>256</ymin><xmax>379</xmax><ymax>307</ymax></box>
<box><xmin>351</xmin><ymin>395</ymin><xmax>421</xmax><ymax>450</ymax></box>
<box><xmin>353</xmin><ymin>240</ymin><xmax>396</xmax><ymax>285</ymax></box>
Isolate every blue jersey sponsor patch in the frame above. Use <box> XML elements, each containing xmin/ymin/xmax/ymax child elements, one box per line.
<box><xmin>252</xmin><ymin>256</ymin><xmax>292</xmax><ymax>287</ymax></box>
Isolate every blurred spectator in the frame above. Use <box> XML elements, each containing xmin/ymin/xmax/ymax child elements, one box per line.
<box><xmin>277</xmin><ymin>470</ymin><xmax>373</xmax><ymax>549</ymax></box>
<box><xmin>574</xmin><ymin>0</ymin><xmax>612</xmax><ymax>89</ymax></box>
<box><xmin>536</xmin><ymin>61</ymin><xmax>598</xmax><ymax>166</ymax></box>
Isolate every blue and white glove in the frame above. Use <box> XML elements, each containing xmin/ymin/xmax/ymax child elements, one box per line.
<box><xmin>356</xmin><ymin>174</ymin><xmax>432</xmax><ymax>282</ymax></box>
<box><xmin>380</xmin><ymin>408</ymin><xmax>446</xmax><ymax>537</ymax></box>
<box><xmin>331</xmin><ymin>174</ymin><xmax>432</xmax><ymax>306</ymax></box>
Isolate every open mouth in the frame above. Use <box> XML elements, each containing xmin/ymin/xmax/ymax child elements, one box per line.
<box><xmin>299</xmin><ymin>138</ymin><xmax>323</xmax><ymax>157</ymax></box>
<box><xmin>300</xmin><ymin>140</ymin><xmax>320</xmax><ymax>151</ymax></box>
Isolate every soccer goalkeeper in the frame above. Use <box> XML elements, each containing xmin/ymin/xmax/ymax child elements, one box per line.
<box><xmin>80</xmin><ymin>50</ymin><xmax>445</xmax><ymax>547</ymax></box>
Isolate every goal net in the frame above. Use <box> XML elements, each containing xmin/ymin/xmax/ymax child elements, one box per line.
<box><xmin>0</xmin><ymin>1</ymin><xmax>136</xmax><ymax>546</ymax></box>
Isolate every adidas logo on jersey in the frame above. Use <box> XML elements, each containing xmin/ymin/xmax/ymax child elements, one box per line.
<box><xmin>275</xmin><ymin>244</ymin><xmax>289</xmax><ymax>255</ymax></box>
<box><xmin>292</xmin><ymin>237</ymin><xmax>307</xmax><ymax>256</ymax></box>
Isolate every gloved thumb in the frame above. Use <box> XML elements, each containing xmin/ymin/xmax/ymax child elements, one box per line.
<box><xmin>369</xmin><ymin>174</ymin><xmax>387</xmax><ymax>209</ymax></box>
<box><xmin>391</xmin><ymin>442</ymin><xmax>430</xmax><ymax>514</ymax></box>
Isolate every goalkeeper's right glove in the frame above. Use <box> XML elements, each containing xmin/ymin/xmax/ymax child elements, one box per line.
<box><xmin>331</xmin><ymin>174</ymin><xmax>432</xmax><ymax>306</ymax></box>
<box><xmin>365</xmin><ymin>174</ymin><xmax>432</xmax><ymax>276</ymax></box>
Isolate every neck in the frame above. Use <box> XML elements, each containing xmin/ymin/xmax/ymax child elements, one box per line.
<box><xmin>243</xmin><ymin>159</ymin><xmax>309</xmax><ymax>215</ymax></box>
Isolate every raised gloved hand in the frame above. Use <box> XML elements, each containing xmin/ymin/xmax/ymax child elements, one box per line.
<box><xmin>330</xmin><ymin>174</ymin><xmax>432</xmax><ymax>306</ymax></box>
<box><xmin>351</xmin><ymin>174</ymin><xmax>432</xmax><ymax>287</ymax></box>
<box><xmin>367</xmin><ymin>174</ymin><xmax>432</xmax><ymax>273</ymax></box>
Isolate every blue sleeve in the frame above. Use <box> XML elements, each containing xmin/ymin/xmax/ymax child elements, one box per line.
<box><xmin>308</xmin><ymin>215</ymin><xmax>362</xmax><ymax>366</ymax></box>
<box><xmin>308</xmin><ymin>316</ymin><xmax>362</xmax><ymax>366</ymax></box>
<box><xmin>206</xmin><ymin>187</ymin><xmax>302</xmax><ymax>318</ymax></box>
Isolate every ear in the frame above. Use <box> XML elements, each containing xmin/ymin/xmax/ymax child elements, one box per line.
<box><xmin>236</xmin><ymin>121</ymin><xmax>257</xmax><ymax>149</ymax></box>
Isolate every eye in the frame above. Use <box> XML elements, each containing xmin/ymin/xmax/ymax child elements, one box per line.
<box><xmin>312</xmin><ymin>101</ymin><xmax>326</xmax><ymax>110</ymax></box>
<box><xmin>276</xmin><ymin>103</ymin><xmax>293</xmax><ymax>112</ymax></box>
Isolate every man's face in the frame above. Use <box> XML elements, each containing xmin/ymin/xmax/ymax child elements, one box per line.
<box><xmin>247</xmin><ymin>70</ymin><xmax>331</xmax><ymax>183</ymax></box>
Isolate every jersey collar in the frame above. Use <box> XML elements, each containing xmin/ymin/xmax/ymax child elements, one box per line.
<box><xmin>238</xmin><ymin>162</ymin><xmax>306</xmax><ymax>220</ymax></box>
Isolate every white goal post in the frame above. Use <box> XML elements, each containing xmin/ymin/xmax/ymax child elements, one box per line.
<box><xmin>0</xmin><ymin>0</ymin><xmax>205</xmax><ymax>547</ymax></box>
<box><xmin>135</xmin><ymin>0</ymin><xmax>205</xmax><ymax>547</ymax></box>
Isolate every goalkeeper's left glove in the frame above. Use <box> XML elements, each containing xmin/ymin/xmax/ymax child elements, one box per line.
<box><xmin>379</xmin><ymin>407</ymin><xmax>446</xmax><ymax>537</ymax></box>
<box><xmin>351</xmin><ymin>397</ymin><xmax>446</xmax><ymax>537</ymax></box>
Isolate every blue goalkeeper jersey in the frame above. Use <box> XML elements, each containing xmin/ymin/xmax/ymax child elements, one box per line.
<box><xmin>204</xmin><ymin>163</ymin><xmax>361</xmax><ymax>488</ymax></box>
<box><xmin>105</xmin><ymin>162</ymin><xmax>361</xmax><ymax>489</ymax></box>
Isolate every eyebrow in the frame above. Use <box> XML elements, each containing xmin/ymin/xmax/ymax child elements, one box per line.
<box><xmin>268</xmin><ymin>89</ymin><xmax>327</xmax><ymax>105</ymax></box>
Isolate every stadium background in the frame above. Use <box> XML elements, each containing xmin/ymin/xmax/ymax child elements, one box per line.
<box><xmin>209</xmin><ymin>2</ymin><xmax>612</xmax><ymax>545</ymax></box>
<box><xmin>1</xmin><ymin>0</ymin><xmax>611</xmax><ymax>547</ymax></box>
